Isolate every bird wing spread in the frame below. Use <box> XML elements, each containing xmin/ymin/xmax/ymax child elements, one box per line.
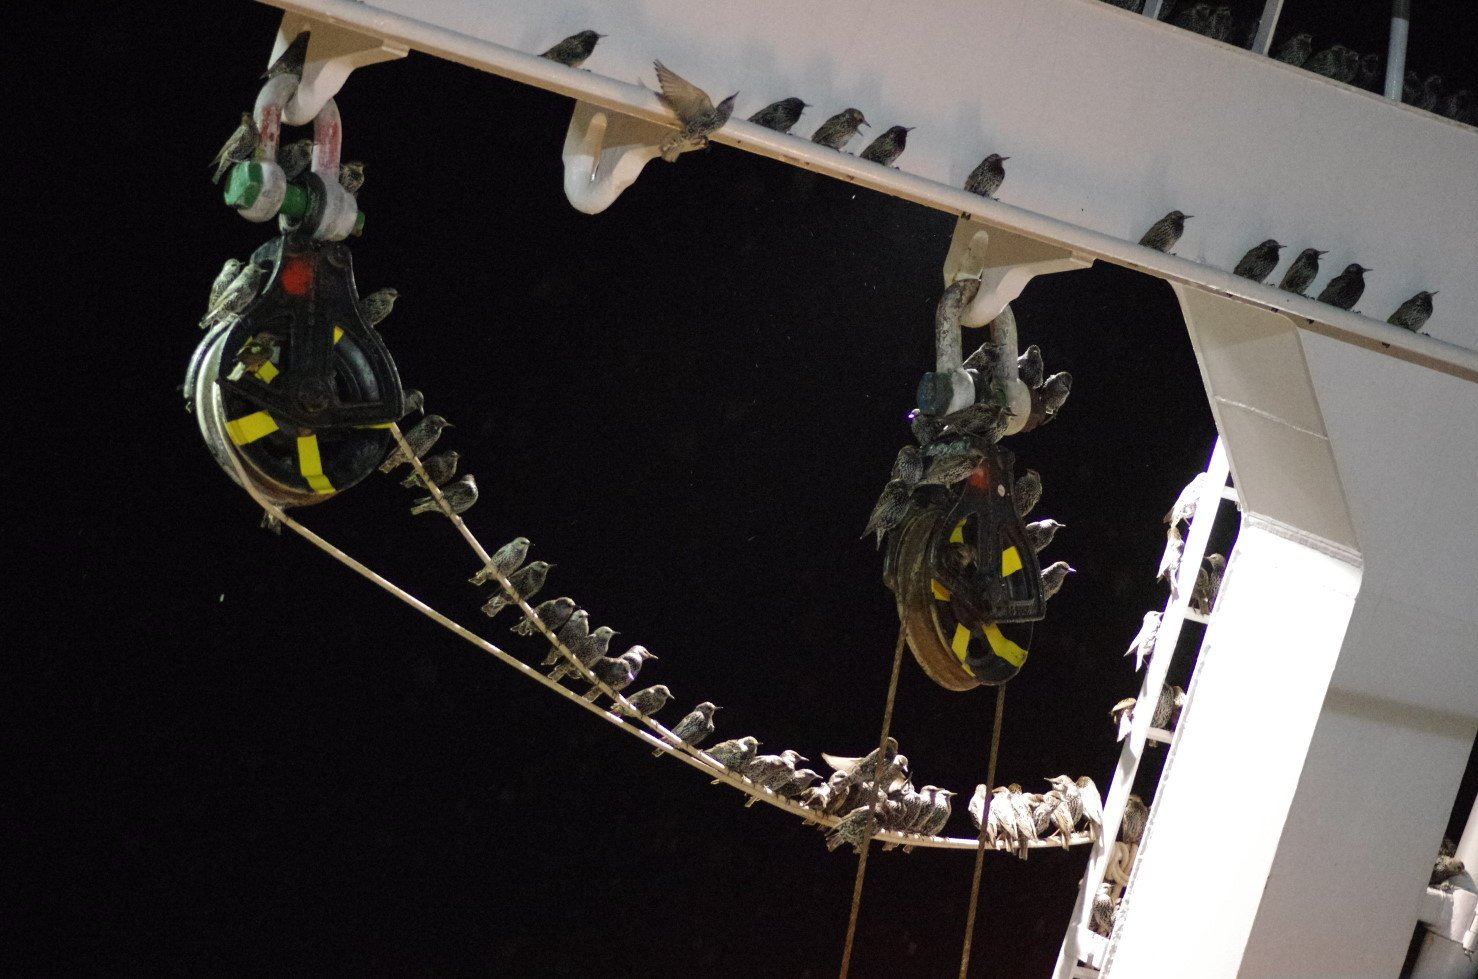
<box><xmin>654</xmin><ymin>61</ymin><xmax>714</xmax><ymax>120</ymax></box>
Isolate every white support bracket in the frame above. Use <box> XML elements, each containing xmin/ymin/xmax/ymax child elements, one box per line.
<box><xmin>943</xmin><ymin>218</ymin><xmax>1093</xmax><ymax>328</ymax></box>
<box><xmin>561</xmin><ymin>101</ymin><xmax>668</xmax><ymax>215</ymax></box>
<box><xmin>271</xmin><ymin>13</ymin><xmax>408</xmax><ymax>126</ymax></box>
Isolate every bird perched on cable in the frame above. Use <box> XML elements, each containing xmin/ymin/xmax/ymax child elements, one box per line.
<box><xmin>1165</xmin><ymin>472</ymin><xmax>1206</xmax><ymax>528</ymax></box>
<box><xmin>616</xmin><ymin>683</ymin><xmax>673</xmax><ymax>719</ymax></box>
<box><xmin>470</xmin><ymin>536</ymin><xmax>531</xmax><ymax>585</ymax></box>
<box><xmin>826</xmin><ymin>805</ymin><xmax>879</xmax><ymax>853</ymax></box>
<box><xmin>1304</xmin><ymin>44</ymin><xmax>1344</xmax><ymax>78</ymax></box>
<box><xmin>200</xmin><ymin>262</ymin><xmax>265</xmax><ymax>330</ymax></box>
<box><xmin>1234</xmin><ymin>239</ymin><xmax>1284</xmax><ymax>283</ymax></box>
<box><xmin>540</xmin><ymin>609</ymin><xmax>589</xmax><ymax>666</ymax></box>
<box><xmin>1357</xmin><ymin>52</ymin><xmax>1382</xmax><ymax>90</ymax></box>
<box><xmin>919</xmin><ymin>787</ymin><xmax>956</xmax><ymax>837</ymax></box>
<box><xmin>1139</xmin><ymin>210</ymin><xmax>1191</xmax><ymax>253</ymax></box>
<box><xmin>210</xmin><ymin>113</ymin><xmax>259</xmax><ymax>184</ymax></box>
<box><xmin>1008</xmin><ymin>786</ymin><xmax>1042</xmax><ymax>858</ymax></box>
<box><xmin>796</xmin><ymin>783</ymin><xmax>832</xmax><ymax>811</ymax></box>
<box><xmin>1025</xmin><ymin>519</ymin><xmax>1065</xmax><ymax>553</ymax></box>
<box><xmin>1316</xmin><ymin>263</ymin><xmax>1370</xmax><ymax>310</ymax></box>
<box><xmin>1431</xmin><ymin>855</ymin><xmax>1465</xmax><ymax>889</ymax></box>
<box><xmin>400</xmin><ymin>450</ymin><xmax>459</xmax><ymax>489</ymax></box>
<box><xmin>1126</xmin><ymin>611</ymin><xmax>1162</xmax><ymax>672</ymax></box>
<box><xmin>410</xmin><ymin>474</ymin><xmax>477</xmax><ymax>516</ymax></box>
<box><xmin>748</xmin><ymin>97</ymin><xmax>809</xmax><ymax>133</ymax></box>
<box><xmin>859</xmin><ymin>125</ymin><xmax>913</xmax><ymax>166</ymax></box>
<box><xmin>358</xmin><ymin>287</ymin><xmax>398</xmax><ymax>328</ymax></box>
<box><xmin>1042</xmin><ymin>561</ymin><xmax>1075</xmax><ymax>600</ymax></box>
<box><xmin>400</xmin><ymin>389</ymin><xmax>425</xmax><ymax>418</ymax></box>
<box><xmin>964</xmin><ymin>153</ymin><xmax>1009</xmax><ymax>199</ymax></box>
<box><xmin>1278</xmin><ymin>247</ymin><xmax>1327</xmax><ymax>295</ymax></box>
<box><xmin>774</xmin><ymin>767</ymin><xmax>822</xmax><ymax>800</ymax></box>
<box><xmin>1119</xmin><ymin>793</ymin><xmax>1149</xmax><ymax>844</ymax></box>
<box><xmin>810</xmin><ymin>108</ymin><xmax>869</xmax><ymax>150</ymax></box>
<box><xmin>653</xmin><ymin>61</ymin><xmax>736</xmax><ymax>162</ymax></box>
<box><xmin>1076</xmin><ymin>777</ymin><xmax>1104</xmax><ymax>841</ymax></box>
<box><xmin>380</xmin><ymin>415</ymin><xmax>452</xmax><ymax>473</ymax></box>
<box><xmin>657</xmin><ymin>701</ymin><xmax>719</xmax><ymax>756</ymax></box>
<box><xmin>551</xmin><ymin>625</ymin><xmax>618</xmax><ymax>681</ymax></box>
<box><xmin>1034</xmin><ymin>790</ymin><xmax>1076</xmax><ymax>848</ymax></box>
<box><xmin>480</xmin><ymin>561</ymin><xmax>552</xmax><ymax>618</ymax></box>
<box><xmin>1048</xmin><ymin>776</ymin><xmax>1085</xmax><ymax>829</ymax></box>
<box><xmin>264</xmin><ymin>31</ymin><xmax>309</xmax><ymax>79</ymax></box>
<box><xmin>276</xmin><ymin>138</ymin><xmax>313</xmax><ymax>180</ymax></box>
<box><xmin>744</xmin><ymin>749</ymin><xmax>807</xmax><ymax>790</ymax></box>
<box><xmin>890</xmin><ymin>445</ymin><xmax>924</xmax><ymax>489</ymax></box>
<box><xmin>1091</xmin><ymin>883</ymin><xmax>1117</xmax><ymax>937</ymax></box>
<box><xmin>338</xmin><ymin>162</ymin><xmax>366</xmax><ymax>195</ymax></box>
<box><xmin>1387</xmin><ymin>291</ymin><xmax>1436</xmax><ymax>333</ymax></box>
<box><xmin>862</xmin><ymin>479</ymin><xmax>914</xmax><ymax>547</ymax></box>
<box><xmin>207</xmin><ymin>258</ymin><xmax>244</xmax><ymax>313</ymax></box>
<box><xmin>974</xmin><ymin>785</ymin><xmax>1011</xmax><ymax>849</ymax></box>
<box><xmin>918</xmin><ymin>449</ymin><xmax>985</xmax><ymax>488</ymax></box>
<box><xmin>540</xmin><ymin>30</ymin><xmax>604</xmax><ymax>68</ymax></box>
<box><xmin>584</xmin><ymin>645</ymin><xmax>657</xmax><ymax>700</ymax></box>
<box><xmin>511</xmin><ymin>596</ymin><xmax>576</xmax><ymax>638</ymax></box>
<box><xmin>706</xmin><ymin>736</ymin><xmax>760</xmax><ymax>772</ymax></box>
<box><xmin>1040</xmin><ymin>372</ymin><xmax>1072</xmax><ymax>420</ymax></box>
<box><xmin>1017</xmin><ymin>345</ymin><xmax>1044</xmax><ymax>388</ymax></box>
<box><xmin>1274</xmin><ymin>33</ymin><xmax>1312</xmax><ymax>66</ymax></box>
<box><xmin>1192</xmin><ymin>553</ymin><xmax>1225</xmax><ymax>613</ymax></box>
<box><xmin>1014</xmin><ymin>469</ymin><xmax>1042</xmax><ymax>518</ymax></box>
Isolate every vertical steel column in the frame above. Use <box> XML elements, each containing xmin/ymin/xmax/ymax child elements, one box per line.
<box><xmin>1385</xmin><ymin>0</ymin><xmax>1411</xmax><ymax>99</ymax></box>
<box><xmin>1250</xmin><ymin>0</ymin><xmax>1286</xmax><ymax>55</ymax></box>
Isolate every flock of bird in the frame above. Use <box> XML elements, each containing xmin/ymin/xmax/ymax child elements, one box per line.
<box><xmin>969</xmin><ymin>775</ymin><xmax>1104</xmax><ymax>857</ymax></box>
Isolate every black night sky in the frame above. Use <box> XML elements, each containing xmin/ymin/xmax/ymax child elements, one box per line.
<box><xmin>10</xmin><ymin>2</ymin><xmax>1476</xmax><ymax>975</ymax></box>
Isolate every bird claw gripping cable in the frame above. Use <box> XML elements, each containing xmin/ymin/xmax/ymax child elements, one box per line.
<box><xmin>186</xmin><ymin>36</ymin><xmax>405</xmax><ymax>507</ymax></box>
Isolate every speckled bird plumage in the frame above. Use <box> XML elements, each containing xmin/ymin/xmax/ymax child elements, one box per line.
<box><xmin>1431</xmin><ymin>855</ymin><xmax>1465</xmax><ymax>888</ymax></box>
<box><xmin>617</xmin><ymin>684</ymin><xmax>672</xmax><ymax>719</ymax></box>
<box><xmin>471</xmin><ymin>536</ymin><xmax>531</xmax><ymax>585</ymax></box>
<box><xmin>263</xmin><ymin>31</ymin><xmax>309</xmax><ymax>79</ymax></box>
<box><xmin>1233</xmin><ymin>239</ymin><xmax>1284</xmax><ymax>282</ymax></box>
<box><xmin>964</xmin><ymin>153</ymin><xmax>1008</xmax><ymax>198</ymax></box>
<box><xmin>410</xmin><ymin>474</ymin><xmax>477</xmax><ymax>516</ymax></box>
<box><xmin>380</xmin><ymin>415</ymin><xmax>452</xmax><ymax>472</ymax></box>
<box><xmin>338</xmin><ymin>162</ymin><xmax>366</xmax><ymax>195</ymax></box>
<box><xmin>1040</xmin><ymin>372</ymin><xmax>1073</xmax><ymax>419</ymax></box>
<box><xmin>1387</xmin><ymin>291</ymin><xmax>1436</xmax><ymax>332</ymax></box>
<box><xmin>1041</xmin><ymin>561</ymin><xmax>1075</xmax><ymax>600</ymax></box>
<box><xmin>1013</xmin><ymin>468</ymin><xmax>1043</xmax><ymax>518</ymax></box>
<box><xmin>1092</xmin><ymin>883</ymin><xmax>1117</xmax><ymax>936</ymax></box>
<box><xmin>512</xmin><ymin>596</ymin><xmax>576</xmax><ymax>637</ymax></box>
<box><xmin>480</xmin><ymin>561</ymin><xmax>552</xmax><ymax>618</ymax></box>
<box><xmin>1119</xmin><ymin>793</ymin><xmax>1148</xmax><ymax>843</ymax></box>
<box><xmin>1025</xmin><ymin>518</ymin><xmax>1065</xmax><ymax>553</ymax></box>
<box><xmin>200</xmin><ymin>262</ymin><xmax>265</xmax><ymax>330</ymax></box>
<box><xmin>400</xmin><ymin>450</ymin><xmax>459</xmax><ymax>489</ymax></box>
<box><xmin>210</xmin><ymin>113</ymin><xmax>259</xmax><ymax>184</ymax></box>
<box><xmin>859</xmin><ymin>125</ymin><xmax>913</xmax><ymax>166</ymax></box>
<box><xmin>810</xmin><ymin>108</ymin><xmax>869</xmax><ymax>150</ymax></box>
<box><xmin>1316</xmin><ymin>263</ymin><xmax>1370</xmax><ymax>310</ymax></box>
<box><xmin>862</xmin><ymin>479</ymin><xmax>914</xmax><ymax>546</ymax></box>
<box><xmin>938</xmin><ymin>401</ymin><xmax>1012</xmax><ymax>441</ymax></box>
<box><xmin>890</xmin><ymin>445</ymin><xmax>924</xmax><ymax>488</ymax></box>
<box><xmin>1126</xmin><ymin>610</ymin><xmax>1162</xmax><ymax>671</ymax></box>
<box><xmin>1278</xmin><ymin>248</ymin><xmax>1327</xmax><ymax>295</ymax></box>
<box><xmin>1139</xmin><ymin>210</ymin><xmax>1190</xmax><ymax>252</ymax></box>
<box><xmin>1174</xmin><ymin>3</ymin><xmax>1212</xmax><ymax>33</ymax></box>
<box><xmin>1304</xmin><ymin>45</ymin><xmax>1344</xmax><ymax>78</ymax></box>
<box><xmin>659</xmin><ymin>701</ymin><xmax>719</xmax><ymax>755</ymax></box>
<box><xmin>1273</xmin><ymin>33</ymin><xmax>1312</xmax><ymax>66</ymax></box>
<box><xmin>207</xmin><ymin>258</ymin><xmax>244</xmax><ymax>313</ymax></box>
<box><xmin>706</xmin><ymin>736</ymin><xmax>760</xmax><ymax>771</ymax></box>
<box><xmin>358</xmin><ymin>287</ymin><xmax>398</xmax><ymax>327</ymax></box>
<box><xmin>748</xmin><ymin>97</ymin><xmax>808</xmax><ymax>133</ymax></box>
<box><xmin>585</xmin><ymin>645</ymin><xmax>656</xmax><ymax>698</ymax></box>
<box><xmin>1017</xmin><ymin>344</ymin><xmax>1044</xmax><ymax>388</ymax></box>
<box><xmin>276</xmin><ymin>138</ymin><xmax>313</xmax><ymax>180</ymax></box>
<box><xmin>653</xmin><ymin>61</ymin><xmax>736</xmax><ymax>162</ymax></box>
<box><xmin>540</xmin><ymin>30</ymin><xmax>603</xmax><ymax>68</ymax></box>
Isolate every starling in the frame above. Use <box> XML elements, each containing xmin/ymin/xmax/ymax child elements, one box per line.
<box><xmin>1009</xmin><ymin>788</ymin><xmax>1041</xmax><ymax>858</ymax></box>
<box><xmin>861</xmin><ymin>479</ymin><xmax>914</xmax><ymax>547</ymax></box>
<box><xmin>480</xmin><ymin>561</ymin><xmax>553</xmax><ymax>618</ymax></box>
<box><xmin>1150</xmin><ymin>682</ymin><xmax>1186</xmax><ymax>729</ymax></box>
<box><xmin>400</xmin><ymin>389</ymin><xmax>425</xmax><ymax>418</ymax></box>
<box><xmin>1192</xmin><ymin>552</ymin><xmax>1225</xmax><ymax>613</ymax></box>
<box><xmin>918</xmin><ymin>787</ymin><xmax>956</xmax><ymax>837</ymax></box>
<box><xmin>1387</xmin><ymin>291</ymin><xmax>1436</xmax><ymax>332</ymax></box>
<box><xmin>207</xmin><ymin>258</ymin><xmax>244</xmax><ymax>313</ymax></box>
<box><xmin>554</xmin><ymin>625</ymin><xmax>618</xmax><ymax>681</ymax></box>
<box><xmin>653</xmin><ymin>61</ymin><xmax>736</xmax><ymax>162</ymax></box>
<box><xmin>890</xmin><ymin>445</ymin><xmax>925</xmax><ymax>488</ymax></box>
<box><xmin>338</xmin><ymin>161</ymin><xmax>366</xmax><ymax>195</ymax></box>
<box><xmin>1402</xmin><ymin>70</ymin><xmax>1421</xmax><ymax>104</ymax></box>
<box><xmin>1316</xmin><ymin>263</ymin><xmax>1370</xmax><ymax>310</ymax></box>
<box><xmin>1120</xmin><ymin>793</ymin><xmax>1149</xmax><ymax>844</ymax></box>
<box><xmin>1017</xmin><ymin>344</ymin><xmax>1044</xmax><ymax>388</ymax></box>
<box><xmin>1431</xmin><ymin>855</ymin><xmax>1465</xmax><ymax>889</ymax></box>
<box><xmin>1139</xmin><ymin>210</ymin><xmax>1191</xmax><ymax>252</ymax></box>
<box><xmin>235</xmin><ymin>332</ymin><xmax>280</xmax><ymax>373</ymax></box>
<box><xmin>748</xmin><ymin>97</ymin><xmax>809</xmax><ymax>133</ymax></box>
<box><xmin>909</xmin><ymin>410</ymin><xmax>945</xmax><ymax>447</ymax></box>
<box><xmin>1334</xmin><ymin>47</ymin><xmax>1360</xmax><ymax>84</ymax></box>
<box><xmin>977</xmin><ymin>785</ymin><xmax>1011</xmax><ymax>848</ymax></box>
<box><xmin>964</xmin><ymin>153</ymin><xmax>1009</xmax><ymax>198</ymax></box>
<box><xmin>1125</xmin><ymin>611</ymin><xmax>1162</xmax><ymax>672</ymax></box>
<box><xmin>399</xmin><ymin>449</ymin><xmax>459</xmax><ymax>488</ymax></box>
<box><xmin>1034</xmin><ymin>791</ymin><xmax>1076</xmax><ymax>848</ymax></box>
<box><xmin>1440</xmin><ymin>90</ymin><xmax>1475</xmax><ymax>123</ymax></box>
<box><xmin>200</xmin><ymin>262</ymin><xmax>266</xmax><ymax>330</ymax></box>
<box><xmin>1174</xmin><ymin>2</ymin><xmax>1211</xmax><ymax>33</ymax></box>
<box><xmin>796</xmin><ymin>783</ymin><xmax>832</xmax><ymax>811</ymax></box>
<box><xmin>263</xmin><ymin>31</ymin><xmax>309</xmax><ymax>79</ymax></box>
<box><xmin>410</xmin><ymin>473</ymin><xmax>478</xmax><ymax>516</ymax></box>
<box><xmin>1025</xmin><ymin>519</ymin><xmax>1065</xmax><ymax>553</ymax></box>
<box><xmin>1358</xmin><ymin>52</ymin><xmax>1382</xmax><ymax>91</ymax></box>
<box><xmin>1049</xmin><ymin>775</ymin><xmax>1085</xmax><ymax>826</ymax></box>
<box><xmin>540</xmin><ymin>609</ymin><xmax>590</xmax><ymax>664</ymax></box>
<box><xmin>963</xmin><ymin>340</ymin><xmax>998</xmax><ymax>373</ymax></box>
<box><xmin>1416</xmin><ymin>74</ymin><xmax>1443</xmax><ymax>111</ymax></box>
<box><xmin>1041</xmin><ymin>561</ymin><xmax>1075</xmax><ymax>600</ymax></box>
<box><xmin>540</xmin><ymin>30</ymin><xmax>604</xmax><ymax>68</ymax></box>
<box><xmin>379</xmin><ymin>415</ymin><xmax>452</xmax><ymax>472</ymax></box>
<box><xmin>1278</xmin><ymin>248</ymin><xmax>1327</xmax><ymax>295</ymax></box>
<box><xmin>810</xmin><ymin>108</ymin><xmax>869</xmax><ymax>150</ymax></box>
<box><xmin>357</xmin><ymin>287</ymin><xmax>398</xmax><ymax>327</ymax></box>
<box><xmin>210</xmin><ymin>112</ymin><xmax>259</xmax><ymax>184</ymax></box>
<box><xmin>1233</xmin><ymin>239</ymin><xmax>1284</xmax><ymax>282</ymax></box>
<box><xmin>939</xmin><ymin>401</ymin><xmax>1012</xmax><ymax>441</ymax></box>
<box><xmin>745</xmin><ymin>750</ymin><xmax>804</xmax><ymax>791</ymax></box>
<box><xmin>859</xmin><ymin>125</ymin><xmax>913</xmax><ymax>166</ymax></box>
<box><xmin>1013</xmin><ymin>469</ymin><xmax>1043</xmax><ymax>518</ymax></box>
<box><xmin>774</xmin><ymin>768</ymin><xmax>822</xmax><ymax>800</ymax></box>
<box><xmin>918</xmin><ymin>450</ymin><xmax>985</xmax><ymax>488</ymax></box>
<box><xmin>657</xmin><ymin>701</ymin><xmax>719</xmax><ymax>755</ymax></box>
<box><xmin>470</xmin><ymin>536</ymin><xmax>531</xmax><ymax>585</ymax></box>
<box><xmin>1273</xmin><ymin>32</ymin><xmax>1312</xmax><ymax>66</ymax></box>
<box><xmin>584</xmin><ymin>645</ymin><xmax>657</xmax><ymax>699</ymax></box>
<box><xmin>1205</xmin><ymin>5</ymin><xmax>1232</xmax><ymax>40</ymax></box>
<box><xmin>826</xmin><ymin>805</ymin><xmax>879</xmax><ymax>853</ymax></box>
<box><xmin>616</xmin><ymin>683</ymin><xmax>672</xmax><ymax>719</ymax></box>
<box><xmin>1040</xmin><ymin>371</ymin><xmax>1072</xmax><ymax>419</ymax></box>
<box><xmin>1076</xmin><ymin>776</ymin><xmax>1104</xmax><ymax>841</ymax></box>
<box><xmin>1304</xmin><ymin>45</ymin><xmax>1343</xmax><ymax>78</ymax></box>
<box><xmin>511</xmin><ymin>596</ymin><xmax>577</xmax><ymax>637</ymax></box>
<box><xmin>1091</xmin><ymin>883</ymin><xmax>1117</xmax><ymax>937</ymax></box>
<box><xmin>277</xmin><ymin>138</ymin><xmax>313</xmax><ymax>180</ymax></box>
<box><xmin>823</xmin><ymin>739</ymin><xmax>899</xmax><ymax>781</ymax></box>
<box><xmin>1440</xmin><ymin>837</ymin><xmax>1457</xmax><ymax>858</ymax></box>
<box><xmin>706</xmin><ymin>736</ymin><xmax>761</xmax><ymax>771</ymax></box>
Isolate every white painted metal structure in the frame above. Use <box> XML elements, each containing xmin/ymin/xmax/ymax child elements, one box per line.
<box><xmin>253</xmin><ymin>1</ymin><xmax>1478</xmax><ymax>974</ymax></box>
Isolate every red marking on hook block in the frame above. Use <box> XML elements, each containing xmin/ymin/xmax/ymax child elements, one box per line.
<box><xmin>967</xmin><ymin>459</ymin><xmax>991</xmax><ymax>489</ymax></box>
<box><xmin>280</xmin><ymin>255</ymin><xmax>314</xmax><ymax>295</ymax></box>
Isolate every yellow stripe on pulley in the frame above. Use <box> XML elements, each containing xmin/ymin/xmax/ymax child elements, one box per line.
<box><xmin>982</xmin><ymin>623</ymin><xmax>1027</xmax><ymax>667</ymax></box>
<box><xmin>256</xmin><ymin>360</ymin><xmax>279</xmax><ymax>383</ymax></box>
<box><xmin>950</xmin><ymin>624</ymin><xmax>976</xmax><ymax>675</ymax></box>
<box><xmin>296</xmin><ymin>434</ymin><xmax>336</xmax><ymax>494</ymax></box>
<box><xmin>949</xmin><ymin>518</ymin><xmax>967</xmax><ymax>544</ymax></box>
<box><xmin>1001</xmin><ymin>545</ymin><xmax>1023</xmax><ymax>577</ymax></box>
<box><xmin>332</xmin><ymin>326</ymin><xmax>345</xmax><ymax>343</ymax></box>
<box><xmin>931</xmin><ymin>578</ymin><xmax>952</xmax><ymax>601</ymax></box>
<box><xmin>225</xmin><ymin>411</ymin><xmax>279</xmax><ymax>445</ymax></box>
